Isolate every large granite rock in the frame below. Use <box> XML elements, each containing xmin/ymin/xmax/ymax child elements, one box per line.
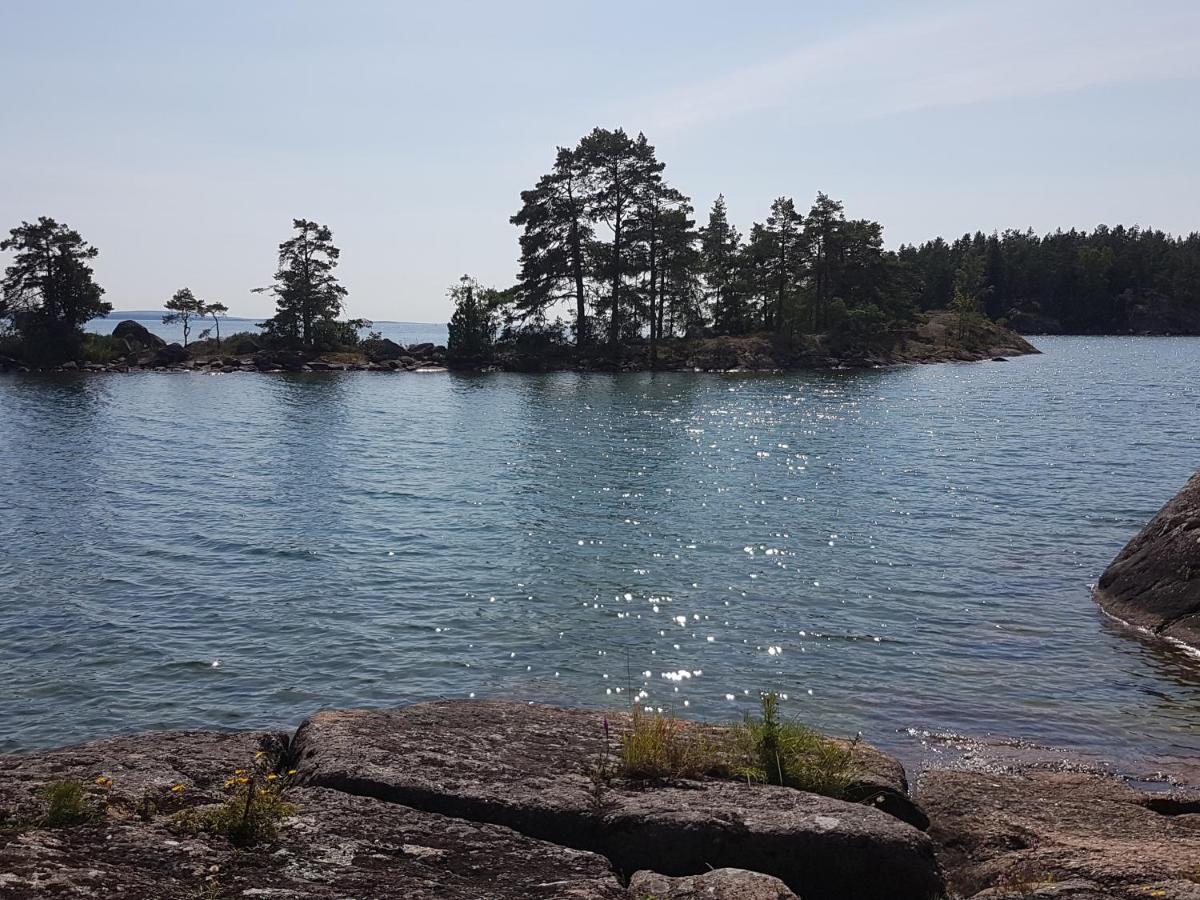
<box><xmin>111</xmin><ymin>320</ymin><xmax>166</xmax><ymax>349</ymax></box>
<box><xmin>363</xmin><ymin>337</ymin><xmax>404</xmax><ymax>362</ymax></box>
<box><xmin>291</xmin><ymin>701</ymin><xmax>943</xmax><ymax>900</ymax></box>
<box><xmin>1094</xmin><ymin>471</ymin><xmax>1200</xmax><ymax>649</ymax></box>
<box><xmin>916</xmin><ymin>768</ymin><xmax>1200</xmax><ymax>899</ymax></box>
<box><xmin>149</xmin><ymin>342</ymin><xmax>189</xmax><ymax>367</ymax></box>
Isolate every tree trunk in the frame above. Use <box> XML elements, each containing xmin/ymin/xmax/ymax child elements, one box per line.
<box><xmin>609</xmin><ymin>208</ymin><xmax>622</xmax><ymax>349</ymax></box>
<box><xmin>648</xmin><ymin>212</ymin><xmax>658</xmax><ymax>369</ymax></box>
<box><xmin>569</xmin><ymin>219</ymin><xmax>587</xmax><ymax>347</ymax></box>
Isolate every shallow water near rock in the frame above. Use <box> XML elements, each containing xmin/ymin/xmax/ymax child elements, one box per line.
<box><xmin>1</xmin><ymin>336</ymin><xmax>1198</xmax><ymax>774</ymax></box>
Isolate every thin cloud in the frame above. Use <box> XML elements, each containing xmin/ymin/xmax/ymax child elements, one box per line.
<box><xmin>634</xmin><ymin>1</ymin><xmax>1200</xmax><ymax>133</ymax></box>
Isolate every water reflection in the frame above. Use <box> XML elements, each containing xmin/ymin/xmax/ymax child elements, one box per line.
<box><xmin>0</xmin><ymin>340</ymin><xmax>1198</xmax><ymax>764</ymax></box>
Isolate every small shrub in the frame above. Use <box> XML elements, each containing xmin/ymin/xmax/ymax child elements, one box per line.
<box><xmin>728</xmin><ymin>693</ymin><xmax>858</xmax><ymax>799</ymax></box>
<box><xmin>174</xmin><ymin>754</ymin><xmax>297</xmax><ymax>848</ymax></box>
<box><xmin>41</xmin><ymin>779</ymin><xmax>98</xmax><ymax>827</ymax></box>
<box><xmin>81</xmin><ymin>333</ymin><xmax>128</xmax><ymax>363</ymax></box>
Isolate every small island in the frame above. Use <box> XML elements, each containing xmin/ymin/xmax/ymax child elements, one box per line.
<box><xmin>4</xmin><ymin>126</ymin><xmax>1197</xmax><ymax>376</ymax></box>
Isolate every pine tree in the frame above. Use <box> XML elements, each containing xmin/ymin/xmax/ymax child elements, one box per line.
<box><xmin>762</xmin><ymin>197</ymin><xmax>804</xmax><ymax>332</ymax></box>
<box><xmin>162</xmin><ymin>287</ymin><xmax>205</xmax><ymax>347</ymax></box>
<box><xmin>447</xmin><ymin>275</ymin><xmax>497</xmax><ymax>365</ymax></box>
<box><xmin>511</xmin><ymin>147</ymin><xmax>594</xmax><ymax>345</ymax></box>
<box><xmin>802</xmin><ymin>193</ymin><xmax>845</xmax><ymax>331</ymax></box>
<box><xmin>576</xmin><ymin>128</ymin><xmax>664</xmax><ymax>349</ymax></box>
<box><xmin>200</xmin><ymin>300</ymin><xmax>229</xmax><ymax>347</ymax></box>
<box><xmin>0</xmin><ymin>217</ymin><xmax>110</xmax><ymax>360</ymax></box>
<box><xmin>256</xmin><ymin>219</ymin><xmax>347</xmax><ymax>347</ymax></box>
<box><xmin>700</xmin><ymin>195</ymin><xmax>746</xmax><ymax>333</ymax></box>
<box><xmin>629</xmin><ymin>178</ymin><xmax>692</xmax><ymax>366</ymax></box>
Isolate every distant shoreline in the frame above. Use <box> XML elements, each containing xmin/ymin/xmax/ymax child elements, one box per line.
<box><xmin>3</xmin><ymin>311</ymin><xmax>1041</xmax><ymax>375</ymax></box>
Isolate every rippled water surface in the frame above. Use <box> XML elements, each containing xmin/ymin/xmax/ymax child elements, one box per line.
<box><xmin>1</xmin><ymin>337</ymin><xmax>1198</xmax><ymax>767</ymax></box>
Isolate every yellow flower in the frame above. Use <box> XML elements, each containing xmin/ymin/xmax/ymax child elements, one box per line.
<box><xmin>254</xmin><ymin>751</ymin><xmax>264</xmax><ymax>760</ymax></box>
<box><xmin>266</xmin><ymin>773</ymin><xmax>277</xmax><ymax>781</ymax></box>
<box><xmin>236</xmin><ymin>777</ymin><xmax>249</xmax><ymax>785</ymax></box>
<box><xmin>170</xmin><ymin>784</ymin><xmax>186</xmax><ymax>793</ymax></box>
<box><xmin>234</xmin><ymin>769</ymin><xmax>245</xmax><ymax>775</ymax></box>
<box><xmin>223</xmin><ymin>779</ymin><xmax>236</xmax><ymax>788</ymax></box>
<box><xmin>94</xmin><ymin>776</ymin><xmax>113</xmax><ymax>787</ymax></box>
<box><xmin>286</xmin><ymin>769</ymin><xmax>297</xmax><ymax>776</ymax></box>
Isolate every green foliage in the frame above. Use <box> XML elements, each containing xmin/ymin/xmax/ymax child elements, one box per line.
<box><xmin>41</xmin><ymin>779</ymin><xmax>98</xmax><ymax>828</ymax></box>
<box><xmin>506</xmin><ymin>129</ymin><xmax>923</xmax><ymax>354</ymax></box>
<box><xmin>728</xmin><ymin>693</ymin><xmax>858</xmax><ymax>798</ymax></box>
<box><xmin>163</xmin><ymin>287</ymin><xmax>206</xmax><ymax>347</ymax></box>
<box><xmin>447</xmin><ymin>275</ymin><xmax>497</xmax><ymax>365</ymax></box>
<box><xmin>174</xmin><ymin>762</ymin><xmax>297</xmax><ymax>848</ymax></box>
<box><xmin>701</xmin><ymin>195</ymin><xmax>748</xmax><ymax>334</ymax></box>
<box><xmin>81</xmin><ymin>333</ymin><xmax>129</xmax><ymax>363</ymax></box>
<box><xmin>255</xmin><ymin>219</ymin><xmax>350</xmax><ymax>348</ymax></box>
<box><xmin>310</xmin><ymin>317</ymin><xmax>370</xmax><ymax>351</ymax></box>
<box><xmin>220</xmin><ymin>331</ymin><xmax>260</xmax><ymax>355</ymax></box>
<box><xmin>950</xmin><ymin>251</ymin><xmax>990</xmax><ymax>340</ymax></box>
<box><xmin>0</xmin><ymin>217</ymin><xmax>110</xmax><ymax>363</ymax></box>
<box><xmin>901</xmin><ymin>225</ymin><xmax>1200</xmax><ymax>333</ymax></box>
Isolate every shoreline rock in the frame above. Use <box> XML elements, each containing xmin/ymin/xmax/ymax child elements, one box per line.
<box><xmin>917</xmin><ymin>767</ymin><xmax>1200</xmax><ymax>899</ymax></box>
<box><xmin>4</xmin><ymin>700</ymin><xmax>1192</xmax><ymax>899</ymax></box>
<box><xmin>1094</xmin><ymin>471</ymin><xmax>1200</xmax><ymax>651</ymax></box>
<box><xmin>0</xmin><ymin>311</ymin><xmax>1039</xmax><ymax>375</ymax></box>
<box><xmin>1</xmin><ymin>700</ymin><xmax>941</xmax><ymax>900</ymax></box>
<box><xmin>290</xmin><ymin>701</ymin><xmax>942</xmax><ymax>900</ymax></box>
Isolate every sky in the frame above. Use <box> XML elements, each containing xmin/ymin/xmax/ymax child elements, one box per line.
<box><xmin>1</xmin><ymin>0</ymin><xmax>1197</xmax><ymax>323</ymax></box>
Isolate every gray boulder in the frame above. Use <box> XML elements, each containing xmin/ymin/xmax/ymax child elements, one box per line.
<box><xmin>112</xmin><ymin>320</ymin><xmax>166</xmax><ymax>349</ymax></box>
<box><xmin>363</xmin><ymin>337</ymin><xmax>404</xmax><ymax>362</ymax></box>
<box><xmin>1094</xmin><ymin>471</ymin><xmax>1200</xmax><ymax>649</ymax></box>
<box><xmin>150</xmin><ymin>343</ymin><xmax>188</xmax><ymax>366</ymax></box>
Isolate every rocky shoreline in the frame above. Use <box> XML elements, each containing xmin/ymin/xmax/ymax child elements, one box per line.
<box><xmin>0</xmin><ymin>312</ymin><xmax>1039</xmax><ymax>375</ymax></box>
<box><xmin>2</xmin><ymin>700</ymin><xmax>1198</xmax><ymax>900</ymax></box>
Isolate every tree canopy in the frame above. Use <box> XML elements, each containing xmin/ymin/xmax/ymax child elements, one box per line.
<box><xmin>1</xmin><ymin>217</ymin><xmax>110</xmax><ymax>360</ymax></box>
<box><xmin>256</xmin><ymin>219</ymin><xmax>349</xmax><ymax>348</ymax></box>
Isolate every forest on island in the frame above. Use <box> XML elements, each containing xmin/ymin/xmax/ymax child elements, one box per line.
<box><xmin>2</xmin><ymin>127</ymin><xmax>1199</xmax><ymax>368</ymax></box>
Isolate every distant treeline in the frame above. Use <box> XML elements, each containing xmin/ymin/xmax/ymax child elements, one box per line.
<box><xmin>901</xmin><ymin>227</ymin><xmax>1200</xmax><ymax>334</ymax></box>
<box><xmin>3</xmin><ymin>126</ymin><xmax>1198</xmax><ymax>366</ymax></box>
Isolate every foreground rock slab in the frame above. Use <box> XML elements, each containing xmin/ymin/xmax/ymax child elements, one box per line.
<box><xmin>628</xmin><ymin>868</ymin><xmax>799</xmax><ymax>899</ymax></box>
<box><xmin>291</xmin><ymin>700</ymin><xmax>942</xmax><ymax>900</ymax></box>
<box><xmin>0</xmin><ymin>786</ymin><xmax>626</xmax><ymax>899</ymax></box>
<box><xmin>1095</xmin><ymin>470</ymin><xmax>1200</xmax><ymax>649</ymax></box>
<box><xmin>0</xmin><ymin>729</ymin><xmax>277</xmax><ymax>820</ymax></box>
<box><xmin>916</xmin><ymin>768</ymin><xmax>1200</xmax><ymax>899</ymax></box>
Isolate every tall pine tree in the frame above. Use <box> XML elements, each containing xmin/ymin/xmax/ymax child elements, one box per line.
<box><xmin>257</xmin><ymin>219</ymin><xmax>348</xmax><ymax>347</ymax></box>
<box><xmin>0</xmin><ymin>217</ymin><xmax>110</xmax><ymax>361</ymax></box>
<box><xmin>510</xmin><ymin>147</ymin><xmax>593</xmax><ymax>344</ymax></box>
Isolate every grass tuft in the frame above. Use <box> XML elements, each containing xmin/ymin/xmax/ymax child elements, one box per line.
<box><xmin>619</xmin><ymin>708</ymin><xmax>716</xmax><ymax>779</ymax></box>
<box><xmin>727</xmin><ymin>692</ymin><xmax>858</xmax><ymax>799</ymax></box>
<box><xmin>40</xmin><ymin>779</ymin><xmax>98</xmax><ymax>827</ymax></box>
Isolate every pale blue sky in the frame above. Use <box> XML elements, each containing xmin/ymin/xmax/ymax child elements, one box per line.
<box><xmin>2</xmin><ymin>1</ymin><xmax>1197</xmax><ymax>322</ymax></box>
